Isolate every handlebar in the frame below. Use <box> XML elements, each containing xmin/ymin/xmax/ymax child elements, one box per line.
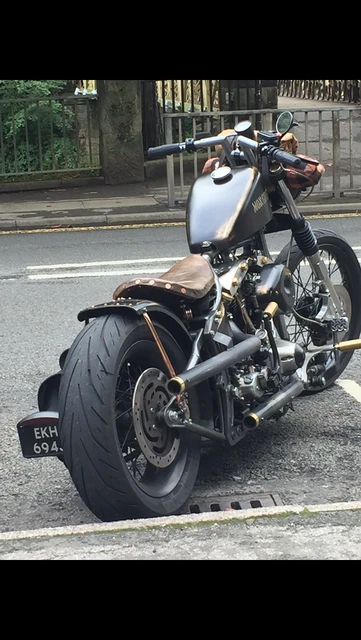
<box><xmin>147</xmin><ymin>143</ymin><xmax>186</xmax><ymax>160</ymax></box>
<box><xmin>147</xmin><ymin>133</ymin><xmax>258</xmax><ymax>161</ymax></box>
<box><xmin>146</xmin><ymin>134</ymin><xmax>309</xmax><ymax>172</ymax></box>
<box><xmin>265</xmin><ymin>146</ymin><xmax>308</xmax><ymax>170</ymax></box>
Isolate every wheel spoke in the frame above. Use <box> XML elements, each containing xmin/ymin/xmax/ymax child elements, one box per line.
<box><xmin>115</xmin><ymin>407</ymin><xmax>132</xmax><ymax>422</ymax></box>
<box><xmin>287</xmin><ymin>246</ymin><xmax>351</xmax><ymax>374</ymax></box>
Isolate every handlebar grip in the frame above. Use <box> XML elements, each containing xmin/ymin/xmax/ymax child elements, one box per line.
<box><xmin>270</xmin><ymin>148</ymin><xmax>307</xmax><ymax>169</ymax></box>
<box><xmin>146</xmin><ymin>144</ymin><xmax>182</xmax><ymax>160</ymax></box>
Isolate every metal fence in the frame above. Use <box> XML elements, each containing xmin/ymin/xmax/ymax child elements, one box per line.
<box><xmin>0</xmin><ymin>94</ymin><xmax>100</xmax><ymax>181</ymax></box>
<box><xmin>156</xmin><ymin>80</ymin><xmax>268</xmax><ymax>114</ymax></box>
<box><xmin>278</xmin><ymin>80</ymin><xmax>361</xmax><ymax>103</ymax></box>
<box><xmin>162</xmin><ymin>106</ymin><xmax>361</xmax><ymax>207</ymax></box>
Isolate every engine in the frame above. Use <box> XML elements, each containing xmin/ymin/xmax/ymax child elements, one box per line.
<box><xmin>230</xmin><ymin>337</ymin><xmax>305</xmax><ymax>403</ymax></box>
<box><xmin>225</xmin><ymin>259</ymin><xmax>304</xmax><ymax>403</ymax></box>
<box><xmin>255</xmin><ymin>263</ymin><xmax>295</xmax><ymax>314</ymax></box>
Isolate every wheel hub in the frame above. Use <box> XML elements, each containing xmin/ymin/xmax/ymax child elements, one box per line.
<box><xmin>132</xmin><ymin>368</ymin><xmax>180</xmax><ymax>468</ymax></box>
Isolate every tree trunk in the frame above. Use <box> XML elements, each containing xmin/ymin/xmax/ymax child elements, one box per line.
<box><xmin>141</xmin><ymin>80</ymin><xmax>164</xmax><ymax>152</ymax></box>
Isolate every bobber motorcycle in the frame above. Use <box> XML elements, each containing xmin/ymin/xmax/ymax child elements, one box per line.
<box><xmin>17</xmin><ymin>112</ymin><xmax>361</xmax><ymax>521</ymax></box>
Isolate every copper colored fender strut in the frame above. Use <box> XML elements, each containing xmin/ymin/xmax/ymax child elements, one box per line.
<box><xmin>143</xmin><ymin>313</ymin><xmax>176</xmax><ymax>379</ymax></box>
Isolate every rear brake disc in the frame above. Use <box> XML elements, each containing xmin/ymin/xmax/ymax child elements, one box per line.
<box><xmin>132</xmin><ymin>368</ymin><xmax>180</xmax><ymax>468</ymax></box>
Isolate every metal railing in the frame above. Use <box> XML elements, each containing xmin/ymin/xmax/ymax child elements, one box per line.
<box><xmin>278</xmin><ymin>80</ymin><xmax>361</xmax><ymax>103</ymax></box>
<box><xmin>0</xmin><ymin>94</ymin><xmax>100</xmax><ymax>181</ymax></box>
<box><xmin>156</xmin><ymin>80</ymin><xmax>272</xmax><ymax>114</ymax></box>
<box><xmin>162</xmin><ymin>107</ymin><xmax>361</xmax><ymax>207</ymax></box>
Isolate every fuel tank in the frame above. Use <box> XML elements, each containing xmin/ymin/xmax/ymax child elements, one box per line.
<box><xmin>186</xmin><ymin>166</ymin><xmax>273</xmax><ymax>253</ymax></box>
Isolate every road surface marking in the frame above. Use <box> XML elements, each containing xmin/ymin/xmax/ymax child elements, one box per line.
<box><xmin>24</xmin><ymin>253</ymin><xmax>361</xmax><ymax>281</ymax></box>
<box><xmin>28</xmin><ymin>268</ymin><xmax>171</xmax><ymax>280</ymax></box>
<box><xmin>27</xmin><ymin>257</ymin><xmax>185</xmax><ymax>270</ymax></box>
<box><xmin>337</xmin><ymin>379</ymin><xmax>361</xmax><ymax>403</ymax></box>
<box><xmin>1</xmin><ymin>212</ymin><xmax>361</xmax><ymax>235</ymax></box>
<box><xmin>0</xmin><ymin>222</ymin><xmax>186</xmax><ymax>235</ymax></box>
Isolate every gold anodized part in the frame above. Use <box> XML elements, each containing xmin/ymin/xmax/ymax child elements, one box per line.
<box><xmin>260</xmin><ymin>256</ymin><xmax>268</xmax><ymax>265</ymax></box>
<box><xmin>335</xmin><ymin>339</ymin><xmax>361</xmax><ymax>352</ymax></box>
<box><xmin>169</xmin><ymin>376</ymin><xmax>185</xmax><ymax>393</ymax></box>
<box><xmin>240</xmin><ymin>262</ymin><xmax>248</xmax><ymax>271</ymax></box>
<box><xmin>246</xmin><ymin>413</ymin><xmax>260</xmax><ymax>427</ymax></box>
<box><xmin>232</xmin><ymin>277</ymin><xmax>239</xmax><ymax>286</ymax></box>
<box><xmin>216</xmin><ymin>304</ymin><xmax>225</xmax><ymax>319</ymax></box>
<box><xmin>143</xmin><ymin>312</ymin><xmax>176</xmax><ymax>379</ymax></box>
<box><xmin>222</xmin><ymin>291</ymin><xmax>233</xmax><ymax>302</ymax></box>
<box><xmin>264</xmin><ymin>301</ymin><xmax>279</xmax><ymax>319</ymax></box>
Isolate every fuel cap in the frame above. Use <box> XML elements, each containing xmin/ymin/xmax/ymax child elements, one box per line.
<box><xmin>211</xmin><ymin>166</ymin><xmax>232</xmax><ymax>182</ymax></box>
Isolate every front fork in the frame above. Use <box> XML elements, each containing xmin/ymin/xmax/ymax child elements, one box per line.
<box><xmin>278</xmin><ymin>180</ymin><xmax>344</xmax><ymax>318</ymax></box>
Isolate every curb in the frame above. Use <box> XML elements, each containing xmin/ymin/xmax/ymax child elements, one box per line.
<box><xmin>1</xmin><ymin>500</ymin><xmax>361</xmax><ymax>543</ymax></box>
<box><xmin>0</xmin><ymin>207</ymin><xmax>186</xmax><ymax>232</ymax></box>
<box><xmin>1</xmin><ymin>201</ymin><xmax>361</xmax><ymax>232</ymax></box>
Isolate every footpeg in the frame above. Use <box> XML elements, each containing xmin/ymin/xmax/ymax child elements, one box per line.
<box><xmin>335</xmin><ymin>339</ymin><xmax>361</xmax><ymax>352</ymax></box>
<box><xmin>331</xmin><ymin>317</ymin><xmax>348</xmax><ymax>332</ymax></box>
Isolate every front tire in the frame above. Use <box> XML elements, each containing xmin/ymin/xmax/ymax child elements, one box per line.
<box><xmin>277</xmin><ymin>229</ymin><xmax>361</xmax><ymax>392</ymax></box>
<box><xmin>58</xmin><ymin>313</ymin><xmax>201</xmax><ymax>521</ymax></box>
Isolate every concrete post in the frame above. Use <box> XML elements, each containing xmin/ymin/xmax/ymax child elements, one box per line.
<box><xmin>97</xmin><ymin>80</ymin><xmax>144</xmax><ymax>184</ymax></box>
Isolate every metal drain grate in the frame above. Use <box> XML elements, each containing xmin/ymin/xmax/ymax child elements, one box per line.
<box><xmin>180</xmin><ymin>492</ymin><xmax>283</xmax><ymax>515</ymax></box>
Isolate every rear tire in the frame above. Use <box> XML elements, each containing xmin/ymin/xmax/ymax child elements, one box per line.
<box><xmin>58</xmin><ymin>313</ymin><xmax>201</xmax><ymax>521</ymax></box>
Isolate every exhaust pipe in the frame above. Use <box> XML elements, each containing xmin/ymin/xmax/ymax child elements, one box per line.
<box><xmin>167</xmin><ymin>335</ymin><xmax>261</xmax><ymax>395</ymax></box>
<box><xmin>243</xmin><ymin>374</ymin><xmax>304</xmax><ymax>429</ymax></box>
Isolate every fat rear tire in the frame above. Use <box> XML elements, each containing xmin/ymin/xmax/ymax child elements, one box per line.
<box><xmin>58</xmin><ymin>313</ymin><xmax>201</xmax><ymax>521</ymax></box>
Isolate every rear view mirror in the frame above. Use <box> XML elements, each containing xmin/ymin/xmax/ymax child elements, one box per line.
<box><xmin>276</xmin><ymin>111</ymin><xmax>294</xmax><ymax>135</ymax></box>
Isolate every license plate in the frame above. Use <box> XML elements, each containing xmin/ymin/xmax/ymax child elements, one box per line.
<box><xmin>17</xmin><ymin>411</ymin><xmax>63</xmax><ymax>459</ymax></box>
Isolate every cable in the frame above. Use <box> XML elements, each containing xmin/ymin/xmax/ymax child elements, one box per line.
<box><xmin>291</xmin><ymin>307</ymin><xmax>325</xmax><ymax>328</ymax></box>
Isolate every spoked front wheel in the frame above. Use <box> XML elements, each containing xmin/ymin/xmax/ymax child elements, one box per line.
<box><xmin>277</xmin><ymin>229</ymin><xmax>361</xmax><ymax>393</ymax></box>
<box><xmin>58</xmin><ymin>314</ymin><xmax>201</xmax><ymax>521</ymax></box>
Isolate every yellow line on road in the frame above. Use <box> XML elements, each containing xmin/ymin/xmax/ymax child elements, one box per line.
<box><xmin>1</xmin><ymin>213</ymin><xmax>361</xmax><ymax>235</ymax></box>
<box><xmin>307</xmin><ymin>212</ymin><xmax>361</xmax><ymax>219</ymax></box>
<box><xmin>0</xmin><ymin>222</ymin><xmax>186</xmax><ymax>235</ymax></box>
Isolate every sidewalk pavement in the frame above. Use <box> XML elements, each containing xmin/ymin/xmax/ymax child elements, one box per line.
<box><xmin>2</xmin><ymin>500</ymin><xmax>361</xmax><ymax>559</ymax></box>
<box><xmin>1</xmin><ymin>179</ymin><xmax>361</xmax><ymax>232</ymax></box>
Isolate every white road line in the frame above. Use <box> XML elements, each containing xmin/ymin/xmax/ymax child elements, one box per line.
<box><xmin>23</xmin><ymin>246</ymin><xmax>361</xmax><ymax>280</ymax></box>
<box><xmin>27</xmin><ymin>248</ymin><xmax>361</xmax><ymax>270</ymax></box>
<box><xmin>28</xmin><ymin>268</ymin><xmax>166</xmax><ymax>280</ymax></box>
<box><xmin>27</xmin><ymin>257</ymin><xmax>185</xmax><ymax>270</ymax></box>
<box><xmin>26</xmin><ymin>260</ymin><xmax>359</xmax><ymax>281</ymax></box>
<box><xmin>337</xmin><ymin>379</ymin><xmax>361</xmax><ymax>403</ymax></box>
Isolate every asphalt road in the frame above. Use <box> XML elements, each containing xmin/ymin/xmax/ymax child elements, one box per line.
<box><xmin>2</xmin><ymin>218</ymin><xmax>361</xmax><ymax>533</ymax></box>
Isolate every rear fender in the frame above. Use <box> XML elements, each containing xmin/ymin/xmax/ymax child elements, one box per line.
<box><xmin>38</xmin><ymin>372</ymin><xmax>61</xmax><ymax>412</ymax></box>
<box><xmin>78</xmin><ymin>298</ymin><xmax>193</xmax><ymax>359</ymax></box>
<box><xmin>37</xmin><ymin>348</ymin><xmax>69</xmax><ymax>412</ymax></box>
<box><xmin>77</xmin><ymin>298</ymin><xmax>217</xmax><ymax>432</ymax></box>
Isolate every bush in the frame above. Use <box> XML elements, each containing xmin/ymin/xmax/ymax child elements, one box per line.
<box><xmin>0</xmin><ymin>80</ymin><xmax>87</xmax><ymax>175</ymax></box>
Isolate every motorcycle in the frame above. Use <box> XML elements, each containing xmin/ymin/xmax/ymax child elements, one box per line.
<box><xmin>16</xmin><ymin>111</ymin><xmax>361</xmax><ymax>522</ymax></box>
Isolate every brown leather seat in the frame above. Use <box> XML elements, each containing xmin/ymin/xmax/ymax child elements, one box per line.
<box><xmin>113</xmin><ymin>254</ymin><xmax>215</xmax><ymax>301</ymax></box>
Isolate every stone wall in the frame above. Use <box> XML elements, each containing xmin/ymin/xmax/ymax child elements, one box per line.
<box><xmin>97</xmin><ymin>80</ymin><xmax>144</xmax><ymax>184</ymax></box>
<box><xmin>76</xmin><ymin>99</ymin><xmax>100</xmax><ymax>166</ymax></box>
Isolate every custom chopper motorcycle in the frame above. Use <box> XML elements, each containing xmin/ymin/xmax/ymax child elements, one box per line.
<box><xmin>17</xmin><ymin>111</ymin><xmax>361</xmax><ymax>522</ymax></box>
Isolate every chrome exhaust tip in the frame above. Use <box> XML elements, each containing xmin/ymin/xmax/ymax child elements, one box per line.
<box><xmin>243</xmin><ymin>412</ymin><xmax>260</xmax><ymax>429</ymax></box>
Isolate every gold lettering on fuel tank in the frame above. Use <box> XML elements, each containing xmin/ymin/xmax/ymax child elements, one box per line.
<box><xmin>252</xmin><ymin>190</ymin><xmax>268</xmax><ymax>213</ymax></box>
